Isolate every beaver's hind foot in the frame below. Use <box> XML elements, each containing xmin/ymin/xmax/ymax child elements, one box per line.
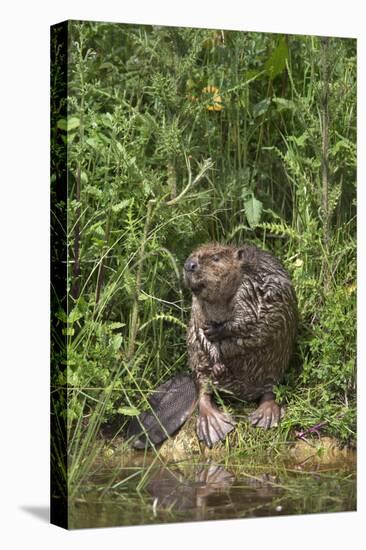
<box><xmin>197</xmin><ymin>394</ymin><xmax>235</xmax><ymax>448</ymax></box>
<box><xmin>248</xmin><ymin>392</ymin><xmax>284</xmax><ymax>430</ymax></box>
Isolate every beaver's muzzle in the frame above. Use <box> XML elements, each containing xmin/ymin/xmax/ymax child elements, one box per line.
<box><xmin>184</xmin><ymin>258</ymin><xmax>199</xmax><ymax>272</ymax></box>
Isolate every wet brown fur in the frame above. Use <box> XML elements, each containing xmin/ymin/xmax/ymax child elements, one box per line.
<box><xmin>184</xmin><ymin>243</ymin><xmax>297</xmax><ymax>401</ymax></box>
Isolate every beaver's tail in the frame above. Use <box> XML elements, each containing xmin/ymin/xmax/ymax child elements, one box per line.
<box><xmin>128</xmin><ymin>374</ymin><xmax>198</xmax><ymax>449</ymax></box>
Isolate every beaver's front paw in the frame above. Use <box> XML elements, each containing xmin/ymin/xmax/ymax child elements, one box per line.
<box><xmin>248</xmin><ymin>399</ymin><xmax>284</xmax><ymax>430</ymax></box>
<box><xmin>203</xmin><ymin>321</ymin><xmax>228</xmax><ymax>341</ymax></box>
<box><xmin>212</xmin><ymin>362</ymin><xmax>226</xmax><ymax>378</ymax></box>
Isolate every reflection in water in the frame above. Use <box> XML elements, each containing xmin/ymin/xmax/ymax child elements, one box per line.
<box><xmin>68</xmin><ymin>454</ymin><xmax>356</xmax><ymax>529</ymax></box>
<box><xmin>147</xmin><ymin>464</ymin><xmax>235</xmax><ymax>516</ymax></box>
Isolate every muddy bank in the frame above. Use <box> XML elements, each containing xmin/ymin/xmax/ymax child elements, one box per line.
<box><xmin>100</xmin><ymin>416</ymin><xmax>356</xmax><ymax>470</ymax></box>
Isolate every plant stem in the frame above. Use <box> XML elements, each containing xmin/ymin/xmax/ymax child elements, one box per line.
<box><xmin>71</xmin><ymin>30</ymin><xmax>85</xmax><ymax>302</ymax></box>
<box><xmin>321</xmin><ymin>36</ymin><xmax>330</xmax><ymax>290</ymax></box>
<box><xmin>95</xmin><ymin>151</ymin><xmax>113</xmax><ymax>306</ymax></box>
<box><xmin>167</xmin><ymin>159</ymin><xmax>176</xmax><ymax>201</ymax></box>
<box><xmin>126</xmin><ymin>199</ymin><xmax>155</xmax><ymax>361</ymax></box>
<box><xmin>95</xmin><ymin>214</ymin><xmax>110</xmax><ymax>306</ymax></box>
<box><xmin>71</xmin><ymin>163</ymin><xmax>81</xmax><ymax>301</ymax></box>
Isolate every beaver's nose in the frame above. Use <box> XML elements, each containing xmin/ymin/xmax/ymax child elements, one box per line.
<box><xmin>184</xmin><ymin>258</ymin><xmax>199</xmax><ymax>272</ymax></box>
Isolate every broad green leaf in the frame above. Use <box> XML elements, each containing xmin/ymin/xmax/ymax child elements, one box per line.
<box><xmin>68</xmin><ymin>308</ymin><xmax>83</xmax><ymax>324</ymax></box>
<box><xmin>57</xmin><ymin>117</ymin><xmax>80</xmax><ymax>132</ymax></box>
<box><xmin>67</xmin><ymin>117</ymin><xmax>80</xmax><ymax>130</ymax></box>
<box><xmin>101</xmin><ymin>113</ymin><xmax>114</xmax><ymax>128</ymax></box>
<box><xmin>67</xmin><ymin>132</ymin><xmax>77</xmax><ymax>144</ymax></box>
<box><xmin>118</xmin><ymin>406</ymin><xmax>140</xmax><ymax>416</ymax></box>
<box><xmin>99</xmin><ymin>62</ymin><xmax>115</xmax><ymax>70</ymax></box>
<box><xmin>55</xmin><ymin>310</ymin><xmax>67</xmax><ymax>322</ymax></box>
<box><xmin>272</xmin><ymin>97</ymin><xmax>295</xmax><ymax>111</ymax></box>
<box><xmin>253</xmin><ymin>98</ymin><xmax>271</xmax><ymax>118</ymax></box>
<box><xmin>244</xmin><ymin>195</ymin><xmax>263</xmax><ymax>228</ymax></box>
<box><xmin>265</xmin><ymin>37</ymin><xmax>288</xmax><ymax>80</ymax></box>
<box><xmin>80</xmin><ymin>171</ymin><xmax>88</xmax><ymax>184</ymax></box>
<box><xmin>112</xmin><ymin>334</ymin><xmax>122</xmax><ymax>351</ymax></box>
<box><xmin>108</xmin><ymin>322</ymin><xmax>126</xmax><ymax>330</ymax></box>
<box><xmin>56</xmin><ymin>119</ymin><xmax>67</xmax><ymax>131</ymax></box>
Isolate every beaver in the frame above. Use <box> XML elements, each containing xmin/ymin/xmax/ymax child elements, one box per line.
<box><xmin>184</xmin><ymin>243</ymin><xmax>297</xmax><ymax>447</ymax></box>
<box><xmin>129</xmin><ymin>243</ymin><xmax>297</xmax><ymax>449</ymax></box>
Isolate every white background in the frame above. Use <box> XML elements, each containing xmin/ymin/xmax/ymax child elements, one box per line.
<box><xmin>0</xmin><ymin>1</ymin><xmax>364</xmax><ymax>548</ymax></box>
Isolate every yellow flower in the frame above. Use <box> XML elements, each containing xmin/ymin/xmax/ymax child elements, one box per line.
<box><xmin>347</xmin><ymin>282</ymin><xmax>356</xmax><ymax>294</ymax></box>
<box><xmin>202</xmin><ymin>85</ymin><xmax>224</xmax><ymax>111</ymax></box>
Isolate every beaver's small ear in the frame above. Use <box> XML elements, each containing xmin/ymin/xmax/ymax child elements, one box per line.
<box><xmin>237</xmin><ymin>245</ymin><xmax>258</xmax><ymax>264</ymax></box>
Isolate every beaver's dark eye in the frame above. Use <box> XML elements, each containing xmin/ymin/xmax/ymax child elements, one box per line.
<box><xmin>213</xmin><ymin>255</ymin><xmax>220</xmax><ymax>262</ymax></box>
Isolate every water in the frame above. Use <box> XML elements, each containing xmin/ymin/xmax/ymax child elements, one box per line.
<box><xmin>68</xmin><ymin>446</ymin><xmax>356</xmax><ymax>529</ymax></box>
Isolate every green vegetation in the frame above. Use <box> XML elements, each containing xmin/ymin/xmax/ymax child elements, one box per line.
<box><xmin>51</xmin><ymin>22</ymin><xmax>356</xmax><ymax>495</ymax></box>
